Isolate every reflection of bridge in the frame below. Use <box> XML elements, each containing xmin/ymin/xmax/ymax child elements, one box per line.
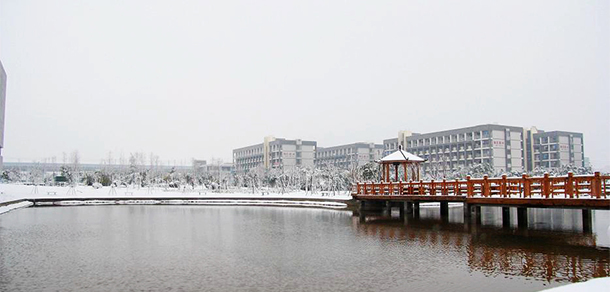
<box><xmin>352</xmin><ymin>172</ymin><xmax>609</xmax><ymax>231</ymax></box>
<box><xmin>353</xmin><ymin>215</ymin><xmax>609</xmax><ymax>283</ymax></box>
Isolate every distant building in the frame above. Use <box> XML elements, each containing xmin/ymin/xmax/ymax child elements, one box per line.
<box><xmin>232</xmin><ymin>136</ymin><xmax>316</xmax><ymax>173</ymax></box>
<box><xmin>316</xmin><ymin>142</ymin><xmax>384</xmax><ymax>169</ymax></box>
<box><xmin>0</xmin><ymin>61</ymin><xmax>6</xmax><ymax>169</ymax></box>
<box><xmin>526</xmin><ymin>128</ymin><xmax>584</xmax><ymax>169</ymax></box>
<box><xmin>383</xmin><ymin>124</ymin><xmax>586</xmax><ymax>176</ymax></box>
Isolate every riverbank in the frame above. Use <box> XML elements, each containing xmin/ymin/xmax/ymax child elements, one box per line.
<box><xmin>0</xmin><ymin>184</ymin><xmax>354</xmax><ymax>215</ymax></box>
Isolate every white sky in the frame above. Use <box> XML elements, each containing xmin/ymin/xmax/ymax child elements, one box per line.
<box><xmin>1</xmin><ymin>1</ymin><xmax>608</xmax><ymax>168</ymax></box>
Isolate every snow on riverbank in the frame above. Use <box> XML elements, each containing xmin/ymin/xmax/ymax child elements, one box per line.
<box><xmin>0</xmin><ymin>201</ymin><xmax>33</xmax><ymax>215</ymax></box>
<box><xmin>0</xmin><ymin>184</ymin><xmax>352</xmax><ymax>204</ymax></box>
<box><xmin>539</xmin><ymin>277</ymin><xmax>610</xmax><ymax>292</ymax></box>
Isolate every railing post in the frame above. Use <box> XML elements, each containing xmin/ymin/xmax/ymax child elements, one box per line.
<box><xmin>566</xmin><ymin>172</ymin><xmax>574</xmax><ymax>199</ymax></box>
<box><xmin>592</xmin><ymin>172</ymin><xmax>601</xmax><ymax>199</ymax></box>
<box><xmin>455</xmin><ymin>179</ymin><xmax>460</xmax><ymax>196</ymax></box>
<box><xmin>399</xmin><ymin>181</ymin><xmax>403</xmax><ymax>195</ymax></box>
<box><xmin>442</xmin><ymin>179</ymin><xmax>447</xmax><ymax>195</ymax></box>
<box><xmin>483</xmin><ymin>175</ymin><xmax>490</xmax><ymax>197</ymax></box>
<box><xmin>419</xmin><ymin>180</ymin><xmax>424</xmax><ymax>195</ymax></box>
<box><xmin>522</xmin><ymin>174</ymin><xmax>530</xmax><ymax>198</ymax></box>
<box><xmin>466</xmin><ymin>176</ymin><xmax>473</xmax><ymax>197</ymax></box>
<box><xmin>543</xmin><ymin>173</ymin><xmax>550</xmax><ymax>199</ymax></box>
<box><xmin>501</xmin><ymin>174</ymin><xmax>507</xmax><ymax>198</ymax></box>
<box><xmin>431</xmin><ymin>180</ymin><xmax>436</xmax><ymax>196</ymax></box>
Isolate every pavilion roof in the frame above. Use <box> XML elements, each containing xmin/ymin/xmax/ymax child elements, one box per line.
<box><xmin>378</xmin><ymin>149</ymin><xmax>425</xmax><ymax>163</ymax></box>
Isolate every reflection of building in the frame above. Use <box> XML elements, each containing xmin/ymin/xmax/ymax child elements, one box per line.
<box><xmin>0</xmin><ymin>61</ymin><xmax>6</xmax><ymax>169</ymax></box>
<box><xmin>383</xmin><ymin>124</ymin><xmax>586</xmax><ymax>175</ymax></box>
<box><xmin>315</xmin><ymin>142</ymin><xmax>384</xmax><ymax>169</ymax></box>
<box><xmin>233</xmin><ymin>136</ymin><xmax>316</xmax><ymax>173</ymax></box>
<box><xmin>526</xmin><ymin>128</ymin><xmax>584</xmax><ymax>170</ymax></box>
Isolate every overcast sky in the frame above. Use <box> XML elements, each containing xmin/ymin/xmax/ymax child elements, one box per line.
<box><xmin>1</xmin><ymin>0</ymin><xmax>608</xmax><ymax>168</ymax></box>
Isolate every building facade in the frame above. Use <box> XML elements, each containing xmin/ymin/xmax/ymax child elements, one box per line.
<box><xmin>384</xmin><ymin>124</ymin><xmax>526</xmax><ymax>176</ymax></box>
<box><xmin>526</xmin><ymin>128</ymin><xmax>584</xmax><ymax>169</ymax></box>
<box><xmin>233</xmin><ymin>136</ymin><xmax>316</xmax><ymax>173</ymax></box>
<box><xmin>0</xmin><ymin>61</ymin><xmax>6</xmax><ymax>168</ymax></box>
<box><xmin>316</xmin><ymin>142</ymin><xmax>384</xmax><ymax>169</ymax></box>
<box><xmin>384</xmin><ymin>124</ymin><xmax>586</xmax><ymax>176</ymax></box>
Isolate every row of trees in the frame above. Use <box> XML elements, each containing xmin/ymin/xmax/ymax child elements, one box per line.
<box><xmin>0</xmin><ymin>159</ymin><xmax>596</xmax><ymax>193</ymax></box>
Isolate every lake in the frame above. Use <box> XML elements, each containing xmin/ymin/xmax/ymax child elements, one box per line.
<box><xmin>0</xmin><ymin>205</ymin><xmax>608</xmax><ymax>291</ymax></box>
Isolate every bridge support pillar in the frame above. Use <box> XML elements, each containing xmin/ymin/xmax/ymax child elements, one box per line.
<box><xmin>582</xmin><ymin>209</ymin><xmax>592</xmax><ymax>233</ymax></box>
<box><xmin>440</xmin><ymin>202</ymin><xmax>449</xmax><ymax>218</ymax></box>
<box><xmin>472</xmin><ymin>205</ymin><xmax>481</xmax><ymax>225</ymax></box>
<box><xmin>502</xmin><ymin>207</ymin><xmax>511</xmax><ymax>228</ymax></box>
<box><xmin>384</xmin><ymin>201</ymin><xmax>393</xmax><ymax>216</ymax></box>
<box><xmin>517</xmin><ymin>207</ymin><xmax>528</xmax><ymax>229</ymax></box>
<box><xmin>359</xmin><ymin>200</ymin><xmax>385</xmax><ymax>212</ymax></box>
<box><xmin>406</xmin><ymin>202</ymin><xmax>414</xmax><ymax>214</ymax></box>
<box><xmin>463</xmin><ymin>203</ymin><xmax>470</xmax><ymax>219</ymax></box>
<box><xmin>398</xmin><ymin>202</ymin><xmax>405</xmax><ymax>218</ymax></box>
<box><xmin>413</xmin><ymin>202</ymin><xmax>420</xmax><ymax>218</ymax></box>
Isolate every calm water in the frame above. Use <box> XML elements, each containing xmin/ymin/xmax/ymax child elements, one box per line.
<box><xmin>0</xmin><ymin>205</ymin><xmax>608</xmax><ymax>292</ymax></box>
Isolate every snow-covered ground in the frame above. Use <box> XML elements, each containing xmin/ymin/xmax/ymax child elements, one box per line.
<box><xmin>0</xmin><ymin>184</ymin><xmax>352</xmax><ymax>202</ymax></box>
<box><xmin>0</xmin><ymin>184</ymin><xmax>353</xmax><ymax>215</ymax></box>
<box><xmin>0</xmin><ymin>200</ymin><xmax>33</xmax><ymax>215</ymax></box>
<box><xmin>539</xmin><ymin>277</ymin><xmax>610</xmax><ymax>292</ymax></box>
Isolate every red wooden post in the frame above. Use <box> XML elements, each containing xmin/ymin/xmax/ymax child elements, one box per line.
<box><xmin>386</xmin><ymin>164</ymin><xmax>390</xmax><ymax>183</ymax></box>
<box><xmin>419</xmin><ymin>180</ymin><xmax>424</xmax><ymax>195</ymax></box>
<box><xmin>466</xmin><ymin>176</ymin><xmax>473</xmax><ymax>197</ymax></box>
<box><xmin>566</xmin><ymin>172</ymin><xmax>574</xmax><ymax>199</ymax></box>
<box><xmin>403</xmin><ymin>163</ymin><xmax>408</xmax><ymax>182</ymax></box>
<box><xmin>592</xmin><ymin>172</ymin><xmax>601</xmax><ymax>199</ymax></box>
<box><xmin>501</xmin><ymin>174</ymin><xmax>507</xmax><ymax>198</ymax></box>
<box><xmin>431</xmin><ymin>180</ymin><xmax>436</xmax><ymax>196</ymax></box>
<box><xmin>483</xmin><ymin>175</ymin><xmax>490</xmax><ymax>197</ymax></box>
<box><xmin>543</xmin><ymin>173</ymin><xmax>550</xmax><ymax>198</ymax></box>
<box><xmin>409</xmin><ymin>180</ymin><xmax>414</xmax><ymax>195</ymax></box>
<box><xmin>442</xmin><ymin>179</ymin><xmax>447</xmax><ymax>195</ymax></box>
<box><xmin>522</xmin><ymin>174</ymin><xmax>530</xmax><ymax>198</ymax></box>
<box><xmin>455</xmin><ymin>179</ymin><xmax>460</xmax><ymax>196</ymax></box>
<box><xmin>399</xmin><ymin>181</ymin><xmax>403</xmax><ymax>195</ymax></box>
<box><xmin>395</xmin><ymin>164</ymin><xmax>399</xmax><ymax>182</ymax></box>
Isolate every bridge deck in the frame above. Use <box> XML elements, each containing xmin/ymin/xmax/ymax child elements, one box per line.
<box><xmin>352</xmin><ymin>195</ymin><xmax>609</xmax><ymax>209</ymax></box>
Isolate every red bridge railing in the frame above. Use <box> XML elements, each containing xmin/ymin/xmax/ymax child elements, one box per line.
<box><xmin>353</xmin><ymin>172</ymin><xmax>609</xmax><ymax>199</ymax></box>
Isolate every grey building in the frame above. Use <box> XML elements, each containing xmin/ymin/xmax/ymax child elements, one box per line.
<box><xmin>526</xmin><ymin>128</ymin><xmax>584</xmax><ymax>169</ymax></box>
<box><xmin>0</xmin><ymin>61</ymin><xmax>6</xmax><ymax>168</ymax></box>
<box><xmin>316</xmin><ymin>142</ymin><xmax>384</xmax><ymax>169</ymax></box>
<box><xmin>385</xmin><ymin>124</ymin><xmax>527</xmax><ymax>175</ymax></box>
<box><xmin>383</xmin><ymin>138</ymin><xmax>398</xmax><ymax>157</ymax></box>
<box><xmin>233</xmin><ymin>136</ymin><xmax>316</xmax><ymax>173</ymax></box>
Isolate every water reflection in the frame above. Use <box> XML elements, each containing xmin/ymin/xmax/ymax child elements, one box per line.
<box><xmin>353</xmin><ymin>209</ymin><xmax>609</xmax><ymax>283</ymax></box>
<box><xmin>0</xmin><ymin>205</ymin><xmax>608</xmax><ymax>291</ymax></box>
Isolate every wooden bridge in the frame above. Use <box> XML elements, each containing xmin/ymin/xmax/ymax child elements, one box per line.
<box><xmin>352</xmin><ymin>172</ymin><xmax>610</xmax><ymax>231</ymax></box>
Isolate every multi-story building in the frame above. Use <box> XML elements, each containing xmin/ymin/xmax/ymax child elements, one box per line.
<box><xmin>233</xmin><ymin>136</ymin><xmax>316</xmax><ymax>173</ymax></box>
<box><xmin>0</xmin><ymin>61</ymin><xmax>6</xmax><ymax>168</ymax></box>
<box><xmin>316</xmin><ymin>142</ymin><xmax>384</xmax><ymax>169</ymax></box>
<box><xmin>384</xmin><ymin>124</ymin><xmax>586</xmax><ymax>175</ymax></box>
<box><xmin>383</xmin><ymin>131</ymin><xmax>416</xmax><ymax>156</ymax></box>
<box><xmin>385</xmin><ymin>124</ymin><xmax>526</xmax><ymax>175</ymax></box>
<box><xmin>382</xmin><ymin>138</ymin><xmax>398</xmax><ymax>157</ymax></box>
<box><xmin>526</xmin><ymin>128</ymin><xmax>584</xmax><ymax>169</ymax></box>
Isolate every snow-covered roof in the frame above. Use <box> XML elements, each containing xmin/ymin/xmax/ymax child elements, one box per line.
<box><xmin>378</xmin><ymin>149</ymin><xmax>425</xmax><ymax>163</ymax></box>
